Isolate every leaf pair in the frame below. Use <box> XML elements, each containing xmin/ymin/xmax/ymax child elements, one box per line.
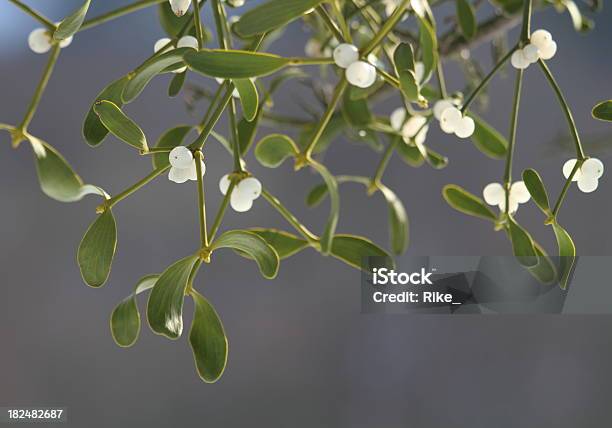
<box><xmin>393</xmin><ymin>43</ymin><xmax>425</xmax><ymax>105</ymax></box>
<box><xmin>250</xmin><ymin>229</ymin><xmax>393</xmax><ymax>271</ymax></box>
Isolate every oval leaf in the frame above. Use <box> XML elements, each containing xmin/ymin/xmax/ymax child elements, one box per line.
<box><xmin>456</xmin><ymin>0</ymin><xmax>477</xmax><ymax>39</ymax></box>
<box><xmin>54</xmin><ymin>0</ymin><xmax>91</xmax><ymax>41</ymax></box>
<box><xmin>147</xmin><ymin>255</ymin><xmax>200</xmax><ymax>339</ymax></box>
<box><xmin>78</xmin><ymin>209</ymin><xmax>117</xmax><ymax>288</ymax></box>
<box><xmin>507</xmin><ymin>217</ymin><xmax>538</xmax><ymax>267</ymax></box>
<box><xmin>306</xmin><ymin>183</ymin><xmax>329</xmax><ymax>207</ymax></box>
<box><xmin>123</xmin><ymin>48</ymin><xmax>190</xmax><ymax>103</ymax></box>
<box><xmin>552</xmin><ymin>222</ymin><xmax>576</xmax><ymax>290</ymax></box>
<box><xmin>111</xmin><ymin>274</ymin><xmax>159</xmax><ymax>347</ymax></box>
<box><xmin>94</xmin><ymin>100</ymin><xmax>148</xmax><ymax>151</ymax></box>
<box><xmin>233</xmin><ymin>0</ymin><xmax>325</xmax><ymax>37</ymax></box>
<box><xmin>233</xmin><ymin>78</ymin><xmax>259</xmax><ymax>121</ymax></box>
<box><xmin>592</xmin><ymin>100</ymin><xmax>612</xmax><ymax>122</ymax></box>
<box><xmin>330</xmin><ymin>235</ymin><xmax>394</xmax><ymax>271</ymax></box>
<box><xmin>468</xmin><ymin>113</ymin><xmax>508</xmax><ymax>159</ymax></box>
<box><xmin>342</xmin><ymin>91</ymin><xmax>373</xmax><ymax>127</ymax></box>
<box><xmin>249</xmin><ymin>229</ymin><xmax>309</xmax><ymax>259</ymax></box>
<box><xmin>83</xmin><ymin>76</ymin><xmax>129</xmax><ymax>147</ymax></box>
<box><xmin>443</xmin><ymin>184</ymin><xmax>497</xmax><ymax>221</ymax></box>
<box><xmin>211</xmin><ymin>230</ymin><xmax>279</xmax><ymax>279</ymax></box>
<box><xmin>30</xmin><ymin>138</ymin><xmax>107</xmax><ymax>202</ymax></box>
<box><xmin>152</xmin><ymin>125</ymin><xmax>193</xmax><ymax>169</ymax></box>
<box><xmin>379</xmin><ymin>184</ymin><xmax>409</xmax><ymax>255</ymax></box>
<box><xmin>310</xmin><ymin>161</ymin><xmax>340</xmax><ymax>255</ymax></box>
<box><xmin>418</xmin><ymin>17</ymin><xmax>438</xmax><ymax>83</ymax></box>
<box><xmin>189</xmin><ymin>290</ymin><xmax>228</xmax><ymax>383</ymax></box>
<box><xmin>528</xmin><ymin>243</ymin><xmax>558</xmax><ymax>285</ymax></box>
<box><xmin>522</xmin><ymin>169</ymin><xmax>550</xmax><ymax>214</ymax></box>
<box><xmin>255</xmin><ymin>134</ymin><xmax>299</xmax><ymax>168</ymax></box>
<box><xmin>168</xmin><ymin>71</ymin><xmax>187</xmax><ymax>97</ymax></box>
<box><xmin>184</xmin><ymin>49</ymin><xmax>290</xmax><ymax>79</ymax></box>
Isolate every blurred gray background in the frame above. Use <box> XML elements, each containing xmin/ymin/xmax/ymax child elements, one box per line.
<box><xmin>1</xmin><ymin>1</ymin><xmax>612</xmax><ymax>427</ymax></box>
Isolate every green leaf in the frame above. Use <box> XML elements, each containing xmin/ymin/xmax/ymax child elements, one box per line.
<box><xmin>93</xmin><ymin>100</ymin><xmax>148</xmax><ymax>151</ymax></box>
<box><xmin>425</xmin><ymin>147</ymin><xmax>449</xmax><ymax>169</ymax></box>
<box><xmin>211</xmin><ymin>230</ymin><xmax>279</xmax><ymax>279</ymax></box>
<box><xmin>592</xmin><ymin>100</ymin><xmax>612</xmax><ymax>122</ymax></box>
<box><xmin>233</xmin><ymin>78</ymin><xmax>259</xmax><ymax>121</ymax></box>
<box><xmin>507</xmin><ymin>217</ymin><xmax>538</xmax><ymax>267</ymax></box>
<box><xmin>152</xmin><ymin>125</ymin><xmax>193</xmax><ymax>169</ymax></box>
<box><xmin>396</xmin><ymin>140</ymin><xmax>425</xmax><ymax>167</ymax></box>
<box><xmin>122</xmin><ymin>48</ymin><xmax>190</xmax><ymax>103</ymax></box>
<box><xmin>184</xmin><ymin>49</ymin><xmax>290</xmax><ymax>79</ymax></box>
<box><xmin>330</xmin><ymin>235</ymin><xmax>394</xmax><ymax>271</ymax></box>
<box><xmin>168</xmin><ymin>71</ymin><xmax>187</xmax><ymax>97</ymax></box>
<box><xmin>30</xmin><ymin>137</ymin><xmax>107</xmax><ymax>202</ymax></box>
<box><xmin>522</xmin><ymin>169</ymin><xmax>551</xmax><ymax>214</ymax></box>
<box><xmin>237</xmin><ymin>113</ymin><xmax>261</xmax><ymax>154</ymax></box>
<box><xmin>158</xmin><ymin>3</ymin><xmax>192</xmax><ymax>37</ymax></box>
<box><xmin>54</xmin><ymin>0</ymin><xmax>91</xmax><ymax>41</ymax></box>
<box><xmin>468</xmin><ymin>113</ymin><xmax>508</xmax><ymax>159</ymax></box>
<box><xmin>393</xmin><ymin>43</ymin><xmax>423</xmax><ymax>103</ymax></box>
<box><xmin>456</xmin><ymin>0</ymin><xmax>476</xmax><ymax>39</ymax></box>
<box><xmin>147</xmin><ymin>255</ymin><xmax>200</xmax><ymax>339</ymax></box>
<box><xmin>393</xmin><ymin>43</ymin><xmax>416</xmax><ymax>73</ymax></box>
<box><xmin>562</xmin><ymin>0</ymin><xmax>594</xmax><ymax>32</ymax></box>
<box><xmin>552</xmin><ymin>222</ymin><xmax>576</xmax><ymax>290</ymax></box>
<box><xmin>249</xmin><ymin>229</ymin><xmax>309</xmax><ymax>259</ymax></box>
<box><xmin>342</xmin><ymin>91</ymin><xmax>373</xmax><ymax>127</ymax></box>
<box><xmin>255</xmin><ymin>134</ymin><xmax>299</xmax><ymax>168</ymax></box>
<box><xmin>189</xmin><ymin>290</ymin><xmax>228</xmax><ymax>383</ymax></box>
<box><xmin>111</xmin><ymin>275</ymin><xmax>159</xmax><ymax>347</ymax></box>
<box><xmin>306</xmin><ymin>183</ymin><xmax>329</xmax><ymax>207</ymax></box>
<box><xmin>78</xmin><ymin>210</ymin><xmax>117</xmax><ymax>288</ymax></box>
<box><xmin>83</xmin><ymin>76</ymin><xmax>129</xmax><ymax>147</ymax></box>
<box><xmin>233</xmin><ymin>0</ymin><xmax>325</xmax><ymax>37</ymax></box>
<box><xmin>379</xmin><ymin>184</ymin><xmax>409</xmax><ymax>255</ymax></box>
<box><xmin>310</xmin><ymin>161</ymin><xmax>340</xmax><ymax>255</ymax></box>
<box><xmin>528</xmin><ymin>243</ymin><xmax>558</xmax><ymax>285</ymax></box>
<box><xmin>418</xmin><ymin>17</ymin><xmax>438</xmax><ymax>83</ymax></box>
<box><xmin>443</xmin><ymin>184</ymin><xmax>497</xmax><ymax>221</ymax></box>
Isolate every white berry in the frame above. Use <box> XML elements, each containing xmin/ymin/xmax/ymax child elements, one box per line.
<box><xmin>511</xmin><ymin>49</ymin><xmax>529</xmax><ymax>70</ymax></box>
<box><xmin>168</xmin><ymin>166</ymin><xmax>191</xmax><ymax>183</ymax></box>
<box><xmin>522</xmin><ymin>44</ymin><xmax>540</xmax><ymax>64</ymax></box>
<box><xmin>28</xmin><ymin>28</ymin><xmax>52</xmax><ymax>54</ymax></box>
<box><xmin>219</xmin><ymin>174</ymin><xmax>232</xmax><ymax>195</ymax></box>
<box><xmin>230</xmin><ymin>191</ymin><xmax>254</xmax><ymax>212</ymax></box>
<box><xmin>154</xmin><ymin>37</ymin><xmax>173</xmax><ymax>53</ymax></box>
<box><xmin>483</xmin><ymin>183</ymin><xmax>505</xmax><ymax>205</ymax></box>
<box><xmin>390</xmin><ymin>108</ymin><xmax>406</xmax><ymax>131</ymax></box>
<box><xmin>433</xmin><ymin>99</ymin><xmax>455</xmax><ymax>120</ymax></box>
<box><xmin>237</xmin><ymin>177</ymin><xmax>262</xmax><ymax>200</ymax></box>
<box><xmin>538</xmin><ymin>41</ymin><xmax>557</xmax><ymax>60</ymax></box>
<box><xmin>333</xmin><ymin>43</ymin><xmax>359</xmax><ymax>68</ymax></box>
<box><xmin>346</xmin><ymin>61</ymin><xmax>377</xmax><ymax>88</ymax></box>
<box><xmin>530</xmin><ymin>30</ymin><xmax>553</xmax><ymax>50</ymax></box>
<box><xmin>510</xmin><ymin>181</ymin><xmax>531</xmax><ymax>204</ymax></box>
<box><xmin>562</xmin><ymin>159</ymin><xmax>581</xmax><ymax>181</ymax></box>
<box><xmin>177</xmin><ymin>35</ymin><xmax>199</xmax><ymax>50</ymax></box>
<box><xmin>439</xmin><ymin>107</ymin><xmax>462</xmax><ymax>134</ymax></box>
<box><xmin>169</xmin><ymin>0</ymin><xmax>192</xmax><ymax>17</ymax></box>
<box><xmin>169</xmin><ymin>146</ymin><xmax>193</xmax><ymax>169</ymax></box>
<box><xmin>577</xmin><ymin>176</ymin><xmax>599</xmax><ymax>193</ymax></box>
<box><xmin>454</xmin><ymin>116</ymin><xmax>475</xmax><ymax>139</ymax></box>
<box><xmin>401</xmin><ymin>115</ymin><xmax>428</xmax><ymax>140</ymax></box>
<box><xmin>582</xmin><ymin>158</ymin><xmax>604</xmax><ymax>179</ymax></box>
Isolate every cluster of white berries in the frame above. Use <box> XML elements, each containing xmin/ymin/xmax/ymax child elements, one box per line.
<box><xmin>483</xmin><ymin>181</ymin><xmax>531</xmax><ymax>214</ymax></box>
<box><xmin>390</xmin><ymin>108</ymin><xmax>428</xmax><ymax>151</ymax></box>
<box><xmin>167</xmin><ymin>146</ymin><xmax>205</xmax><ymax>184</ymax></box>
<box><xmin>433</xmin><ymin>99</ymin><xmax>475</xmax><ymax>139</ymax></box>
<box><xmin>28</xmin><ymin>27</ymin><xmax>72</xmax><ymax>54</ymax></box>
<box><xmin>333</xmin><ymin>44</ymin><xmax>377</xmax><ymax>89</ymax></box>
<box><xmin>154</xmin><ymin>35</ymin><xmax>199</xmax><ymax>73</ymax></box>
<box><xmin>562</xmin><ymin>158</ymin><xmax>604</xmax><ymax>193</ymax></box>
<box><xmin>511</xmin><ymin>29</ymin><xmax>558</xmax><ymax>70</ymax></box>
<box><xmin>219</xmin><ymin>175</ymin><xmax>262</xmax><ymax>212</ymax></box>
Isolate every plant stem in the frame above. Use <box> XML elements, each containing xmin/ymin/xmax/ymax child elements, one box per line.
<box><xmin>79</xmin><ymin>0</ymin><xmax>166</xmax><ymax>32</ymax></box>
<box><xmin>194</xmin><ymin>151</ymin><xmax>209</xmax><ymax>247</ymax></box>
<box><xmin>208</xmin><ymin>182</ymin><xmax>235</xmax><ymax>242</ymax></box>
<box><xmin>436</xmin><ymin>61</ymin><xmax>448</xmax><ymax>99</ymax></box>
<box><xmin>103</xmin><ymin>166</ymin><xmax>169</xmax><ymax>209</ymax></box>
<box><xmin>262</xmin><ymin>189</ymin><xmax>319</xmax><ymax>243</ymax></box>
<box><xmin>8</xmin><ymin>0</ymin><xmax>56</xmax><ymax>29</ymax></box>
<box><xmin>361</xmin><ymin>0</ymin><xmax>409</xmax><ymax>57</ymax></box>
<box><xmin>199</xmin><ymin>83</ymin><xmax>226</xmax><ymax>128</ymax></box>
<box><xmin>372</xmin><ymin>138</ymin><xmax>396</xmax><ymax>184</ymax></box>
<box><xmin>332</xmin><ymin>0</ymin><xmax>352</xmax><ymax>43</ymax></box>
<box><xmin>552</xmin><ymin>163</ymin><xmax>580</xmax><ymax>217</ymax></box>
<box><xmin>520</xmin><ymin>0</ymin><xmax>532</xmax><ymax>42</ymax></box>
<box><xmin>304</xmin><ymin>77</ymin><xmax>348</xmax><ymax>159</ymax></box>
<box><xmin>19</xmin><ymin>45</ymin><xmax>61</xmax><ymax>132</ymax></box>
<box><xmin>538</xmin><ymin>60</ymin><xmax>586</xmax><ymax>160</ymax></box>
<box><xmin>191</xmin><ymin>84</ymin><xmax>233</xmax><ymax>150</ymax></box>
<box><xmin>461</xmin><ymin>45</ymin><xmax>517</xmax><ymax>113</ymax></box>
<box><xmin>289</xmin><ymin>57</ymin><xmax>335</xmax><ymax>65</ymax></box>
<box><xmin>503</xmin><ymin>69</ymin><xmax>524</xmax><ymax>213</ymax></box>
<box><xmin>192</xmin><ymin>0</ymin><xmax>205</xmax><ymax>48</ymax></box>
<box><xmin>316</xmin><ymin>5</ymin><xmax>345</xmax><ymax>42</ymax></box>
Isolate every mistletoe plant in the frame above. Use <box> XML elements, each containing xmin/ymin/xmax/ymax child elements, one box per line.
<box><xmin>3</xmin><ymin>0</ymin><xmax>608</xmax><ymax>382</ymax></box>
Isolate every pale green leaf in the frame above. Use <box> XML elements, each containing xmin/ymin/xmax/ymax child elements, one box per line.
<box><xmin>54</xmin><ymin>0</ymin><xmax>91</xmax><ymax>40</ymax></box>
<box><xmin>522</xmin><ymin>169</ymin><xmax>551</xmax><ymax>214</ymax></box>
<box><xmin>379</xmin><ymin>184</ymin><xmax>409</xmax><ymax>255</ymax></box>
<box><xmin>211</xmin><ymin>230</ymin><xmax>279</xmax><ymax>279</ymax></box>
<box><xmin>255</xmin><ymin>134</ymin><xmax>299</xmax><ymax>168</ymax></box>
<box><xmin>147</xmin><ymin>255</ymin><xmax>200</xmax><ymax>339</ymax></box>
<box><xmin>468</xmin><ymin>113</ymin><xmax>508</xmax><ymax>159</ymax></box>
<box><xmin>552</xmin><ymin>222</ymin><xmax>576</xmax><ymax>290</ymax></box>
<box><xmin>233</xmin><ymin>0</ymin><xmax>325</xmax><ymax>37</ymax></box>
<box><xmin>330</xmin><ymin>235</ymin><xmax>394</xmax><ymax>271</ymax></box>
<box><xmin>443</xmin><ymin>184</ymin><xmax>497</xmax><ymax>221</ymax></box>
<box><xmin>184</xmin><ymin>49</ymin><xmax>290</xmax><ymax>79</ymax></box>
<box><xmin>456</xmin><ymin>0</ymin><xmax>476</xmax><ymax>39</ymax></box>
<box><xmin>233</xmin><ymin>78</ymin><xmax>259</xmax><ymax>121</ymax></box>
<box><xmin>78</xmin><ymin>209</ymin><xmax>117</xmax><ymax>288</ymax></box>
<box><xmin>310</xmin><ymin>161</ymin><xmax>340</xmax><ymax>255</ymax></box>
<box><xmin>249</xmin><ymin>229</ymin><xmax>309</xmax><ymax>259</ymax></box>
<box><xmin>507</xmin><ymin>217</ymin><xmax>538</xmax><ymax>267</ymax></box>
<box><xmin>83</xmin><ymin>76</ymin><xmax>129</xmax><ymax>147</ymax></box>
<box><xmin>94</xmin><ymin>100</ymin><xmax>148</xmax><ymax>151</ymax></box>
<box><xmin>592</xmin><ymin>100</ymin><xmax>612</xmax><ymax>122</ymax></box>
